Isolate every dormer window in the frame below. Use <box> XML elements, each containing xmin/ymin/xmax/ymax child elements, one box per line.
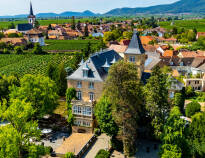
<box><xmin>82</xmin><ymin>63</ymin><xmax>90</xmax><ymax>78</ymax></box>
<box><xmin>110</xmin><ymin>56</ymin><xmax>117</xmax><ymax>65</ymax></box>
<box><xmin>102</xmin><ymin>58</ymin><xmax>110</xmax><ymax>72</ymax></box>
<box><xmin>129</xmin><ymin>56</ymin><xmax>135</xmax><ymax>63</ymax></box>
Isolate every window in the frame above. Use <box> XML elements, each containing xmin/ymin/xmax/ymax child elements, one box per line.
<box><xmin>180</xmin><ymin>62</ymin><xmax>183</xmax><ymax>66</ymax></box>
<box><xmin>74</xmin><ymin>120</ymin><xmax>81</xmax><ymax>126</ymax></box>
<box><xmin>129</xmin><ymin>56</ymin><xmax>135</xmax><ymax>63</ymax></box>
<box><xmin>77</xmin><ymin>91</ymin><xmax>82</xmax><ymax>100</ymax></box>
<box><xmin>89</xmin><ymin>92</ymin><xmax>94</xmax><ymax>101</ymax></box>
<box><xmin>73</xmin><ymin>106</ymin><xmax>82</xmax><ymax>115</ymax></box>
<box><xmin>82</xmin><ymin>107</ymin><xmax>92</xmax><ymax>116</ymax></box>
<box><xmin>89</xmin><ymin>82</ymin><xmax>94</xmax><ymax>89</ymax></box>
<box><xmin>77</xmin><ymin>81</ymin><xmax>82</xmax><ymax>88</ymax></box>
<box><xmin>73</xmin><ymin>106</ymin><xmax>78</xmax><ymax>114</ymax></box>
<box><xmin>83</xmin><ymin>121</ymin><xmax>90</xmax><ymax>127</ymax></box>
<box><xmin>83</xmin><ymin>70</ymin><xmax>88</xmax><ymax>77</ymax></box>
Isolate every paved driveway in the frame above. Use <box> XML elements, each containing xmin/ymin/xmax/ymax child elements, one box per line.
<box><xmin>82</xmin><ymin>134</ymin><xmax>110</xmax><ymax>158</ymax></box>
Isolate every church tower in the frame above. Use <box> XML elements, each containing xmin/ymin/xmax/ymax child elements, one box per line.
<box><xmin>28</xmin><ymin>2</ymin><xmax>36</xmax><ymax>27</ymax></box>
<box><xmin>124</xmin><ymin>30</ymin><xmax>147</xmax><ymax>78</ymax></box>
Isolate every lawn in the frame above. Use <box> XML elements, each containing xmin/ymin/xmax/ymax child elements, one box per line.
<box><xmin>0</xmin><ymin>54</ymin><xmax>77</xmax><ymax>77</ymax></box>
<box><xmin>43</xmin><ymin>40</ymin><xmax>100</xmax><ymax>51</ymax></box>
<box><xmin>159</xmin><ymin>19</ymin><xmax>205</xmax><ymax>32</ymax></box>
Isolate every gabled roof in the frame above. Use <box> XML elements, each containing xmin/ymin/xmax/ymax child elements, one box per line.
<box><xmin>67</xmin><ymin>50</ymin><xmax>122</xmax><ymax>82</ymax></box>
<box><xmin>124</xmin><ymin>30</ymin><xmax>145</xmax><ymax>55</ymax></box>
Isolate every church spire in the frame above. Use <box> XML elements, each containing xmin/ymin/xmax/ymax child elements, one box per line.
<box><xmin>29</xmin><ymin>1</ymin><xmax>34</xmax><ymax>16</ymax></box>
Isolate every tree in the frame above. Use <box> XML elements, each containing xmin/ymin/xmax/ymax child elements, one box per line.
<box><xmin>144</xmin><ymin>66</ymin><xmax>170</xmax><ymax>138</ymax></box>
<box><xmin>161</xmin><ymin>144</ymin><xmax>182</xmax><ymax>158</ymax></box>
<box><xmin>95</xmin><ymin>96</ymin><xmax>118</xmax><ymax>137</ymax></box>
<box><xmin>95</xmin><ymin>149</ymin><xmax>110</xmax><ymax>158</ymax></box>
<box><xmin>188</xmin><ymin>112</ymin><xmax>205</xmax><ymax>157</ymax></box>
<box><xmin>34</xmin><ymin>20</ymin><xmax>40</xmax><ymax>29</ymax></box>
<box><xmin>104</xmin><ymin>60</ymin><xmax>143</xmax><ymax>156</ymax></box>
<box><xmin>185</xmin><ymin>86</ymin><xmax>195</xmax><ymax>98</ymax></box>
<box><xmin>47</xmin><ymin>62</ymin><xmax>57</xmax><ymax>81</ymax></box>
<box><xmin>84</xmin><ymin>24</ymin><xmax>89</xmax><ymax>37</ymax></box>
<box><xmin>8</xmin><ymin>22</ymin><xmax>15</xmax><ymax>29</ymax></box>
<box><xmin>56</xmin><ymin>62</ymin><xmax>67</xmax><ymax>96</ymax></box>
<box><xmin>14</xmin><ymin>46</ymin><xmax>23</xmax><ymax>54</ymax></box>
<box><xmin>187</xmin><ymin>30</ymin><xmax>196</xmax><ymax>42</ymax></box>
<box><xmin>71</xmin><ymin>16</ymin><xmax>76</xmax><ymax>30</ymax></box>
<box><xmin>185</xmin><ymin>101</ymin><xmax>201</xmax><ymax>118</ymax></box>
<box><xmin>123</xmin><ymin>31</ymin><xmax>133</xmax><ymax>40</ymax></box>
<box><xmin>76</xmin><ymin>21</ymin><xmax>81</xmax><ymax>31</ymax></box>
<box><xmin>8</xmin><ymin>33</ymin><xmax>19</xmax><ymax>38</ymax></box>
<box><xmin>173</xmin><ymin>92</ymin><xmax>185</xmax><ymax>113</ymax></box>
<box><xmin>0</xmin><ymin>99</ymin><xmax>40</xmax><ymax>157</ymax></box>
<box><xmin>32</xmin><ymin>43</ymin><xmax>45</xmax><ymax>54</ymax></box>
<box><xmin>66</xmin><ymin>88</ymin><xmax>76</xmax><ymax>126</ymax></box>
<box><xmin>103</xmin><ymin>32</ymin><xmax>115</xmax><ymax>43</ymax></box>
<box><xmin>0</xmin><ymin>32</ymin><xmax>4</xmax><ymax>39</ymax></box>
<box><xmin>161</xmin><ymin>106</ymin><xmax>190</xmax><ymax>157</ymax></box>
<box><xmin>9</xmin><ymin>74</ymin><xmax>59</xmax><ymax>117</ymax></box>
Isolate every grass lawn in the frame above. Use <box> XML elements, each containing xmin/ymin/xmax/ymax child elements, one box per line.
<box><xmin>53</xmin><ymin>99</ymin><xmax>68</xmax><ymax>118</ymax></box>
<box><xmin>159</xmin><ymin>19</ymin><xmax>205</xmax><ymax>32</ymax></box>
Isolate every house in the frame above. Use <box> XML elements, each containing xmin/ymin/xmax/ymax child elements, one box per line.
<box><xmin>0</xmin><ymin>38</ymin><xmax>27</xmax><ymax>46</ymax></box>
<box><xmin>124</xmin><ymin>30</ymin><xmax>147</xmax><ymax>78</ymax></box>
<box><xmin>183</xmin><ymin>78</ymin><xmax>205</xmax><ymax>92</ymax></box>
<box><xmin>4</xmin><ymin>29</ymin><xmax>19</xmax><ymax>35</ymax></box>
<box><xmin>67</xmin><ymin>50</ymin><xmax>122</xmax><ymax>133</ymax></box>
<box><xmin>140</xmin><ymin>36</ymin><xmax>155</xmax><ymax>45</ymax></box>
<box><xmin>178</xmin><ymin>51</ymin><xmax>205</xmax><ymax>58</ymax></box>
<box><xmin>196</xmin><ymin>32</ymin><xmax>205</xmax><ymax>39</ymax></box>
<box><xmin>108</xmin><ymin>44</ymin><xmax>128</xmax><ymax>57</ymax></box>
<box><xmin>169</xmin><ymin>77</ymin><xmax>184</xmax><ymax>98</ymax></box>
<box><xmin>156</xmin><ymin>37</ymin><xmax>177</xmax><ymax>44</ymax></box>
<box><xmin>25</xmin><ymin>29</ymin><xmax>45</xmax><ymax>46</ymax></box>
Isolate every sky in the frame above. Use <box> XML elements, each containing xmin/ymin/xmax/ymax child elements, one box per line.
<box><xmin>0</xmin><ymin>0</ymin><xmax>179</xmax><ymax>15</ymax></box>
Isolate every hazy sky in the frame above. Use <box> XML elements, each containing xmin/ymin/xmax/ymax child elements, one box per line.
<box><xmin>0</xmin><ymin>0</ymin><xmax>179</xmax><ymax>15</ymax></box>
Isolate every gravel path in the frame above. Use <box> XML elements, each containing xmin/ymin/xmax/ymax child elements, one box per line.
<box><xmin>82</xmin><ymin>134</ymin><xmax>110</xmax><ymax>158</ymax></box>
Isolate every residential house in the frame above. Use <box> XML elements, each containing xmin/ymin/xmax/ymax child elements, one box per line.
<box><xmin>140</xmin><ymin>36</ymin><xmax>155</xmax><ymax>45</ymax></box>
<box><xmin>67</xmin><ymin>50</ymin><xmax>122</xmax><ymax>133</ymax></box>
<box><xmin>183</xmin><ymin>78</ymin><xmax>205</xmax><ymax>92</ymax></box>
<box><xmin>25</xmin><ymin>29</ymin><xmax>45</xmax><ymax>46</ymax></box>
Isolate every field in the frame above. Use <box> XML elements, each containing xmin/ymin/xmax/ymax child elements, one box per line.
<box><xmin>43</xmin><ymin>40</ymin><xmax>100</xmax><ymax>51</ymax></box>
<box><xmin>159</xmin><ymin>19</ymin><xmax>205</xmax><ymax>32</ymax></box>
<box><xmin>0</xmin><ymin>54</ymin><xmax>75</xmax><ymax>77</ymax></box>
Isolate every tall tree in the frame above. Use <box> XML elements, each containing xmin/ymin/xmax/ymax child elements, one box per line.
<box><xmin>0</xmin><ymin>99</ymin><xmax>40</xmax><ymax>157</ymax></box>
<box><xmin>188</xmin><ymin>112</ymin><xmax>205</xmax><ymax>157</ymax></box>
<box><xmin>160</xmin><ymin>106</ymin><xmax>190</xmax><ymax>157</ymax></box>
<box><xmin>84</xmin><ymin>24</ymin><xmax>89</xmax><ymax>37</ymax></box>
<box><xmin>95</xmin><ymin>96</ymin><xmax>118</xmax><ymax>137</ymax></box>
<box><xmin>9</xmin><ymin>74</ymin><xmax>59</xmax><ymax>117</ymax></box>
<box><xmin>56</xmin><ymin>62</ymin><xmax>67</xmax><ymax>96</ymax></box>
<box><xmin>144</xmin><ymin>66</ymin><xmax>170</xmax><ymax>138</ymax></box>
<box><xmin>104</xmin><ymin>60</ymin><xmax>143</xmax><ymax>156</ymax></box>
<box><xmin>71</xmin><ymin>16</ymin><xmax>76</xmax><ymax>30</ymax></box>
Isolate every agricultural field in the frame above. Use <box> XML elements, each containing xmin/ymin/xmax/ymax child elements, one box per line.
<box><xmin>43</xmin><ymin>40</ymin><xmax>100</xmax><ymax>51</ymax></box>
<box><xmin>0</xmin><ymin>54</ymin><xmax>78</xmax><ymax>77</ymax></box>
<box><xmin>159</xmin><ymin>19</ymin><xmax>205</xmax><ymax>32</ymax></box>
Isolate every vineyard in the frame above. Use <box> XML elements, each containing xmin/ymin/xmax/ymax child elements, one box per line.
<box><xmin>0</xmin><ymin>54</ymin><xmax>77</xmax><ymax>77</ymax></box>
<box><xmin>43</xmin><ymin>40</ymin><xmax>100</xmax><ymax>51</ymax></box>
<box><xmin>159</xmin><ymin>19</ymin><xmax>205</xmax><ymax>32</ymax></box>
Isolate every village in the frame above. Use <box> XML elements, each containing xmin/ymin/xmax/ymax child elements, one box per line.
<box><xmin>0</xmin><ymin>1</ymin><xmax>205</xmax><ymax>158</ymax></box>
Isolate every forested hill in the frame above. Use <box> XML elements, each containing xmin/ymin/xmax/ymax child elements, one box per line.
<box><xmin>105</xmin><ymin>0</ymin><xmax>205</xmax><ymax>15</ymax></box>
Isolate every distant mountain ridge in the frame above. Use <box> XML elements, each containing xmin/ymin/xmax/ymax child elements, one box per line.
<box><xmin>0</xmin><ymin>10</ymin><xmax>98</xmax><ymax>19</ymax></box>
<box><xmin>105</xmin><ymin>0</ymin><xmax>205</xmax><ymax>15</ymax></box>
<box><xmin>1</xmin><ymin>0</ymin><xmax>205</xmax><ymax>18</ymax></box>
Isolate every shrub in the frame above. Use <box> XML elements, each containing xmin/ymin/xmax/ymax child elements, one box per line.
<box><xmin>27</xmin><ymin>145</ymin><xmax>52</xmax><ymax>158</ymax></box>
<box><xmin>95</xmin><ymin>149</ymin><xmax>110</xmax><ymax>158</ymax></box>
<box><xmin>185</xmin><ymin>101</ymin><xmax>201</xmax><ymax>117</ymax></box>
<box><xmin>65</xmin><ymin>152</ymin><xmax>75</xmax><ymax>158</ymax></box>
